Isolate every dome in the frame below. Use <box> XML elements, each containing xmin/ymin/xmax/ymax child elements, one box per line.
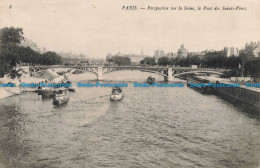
<box><xmin>178</xmin><ymin>44</ymin><xmax>188</xmax><ymax>53</ymax></box>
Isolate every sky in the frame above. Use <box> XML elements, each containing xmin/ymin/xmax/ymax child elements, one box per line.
<box><xmin>0</xmin><ymin>0</ymin><xmax>259</xmax><ymax>58</ymax></box>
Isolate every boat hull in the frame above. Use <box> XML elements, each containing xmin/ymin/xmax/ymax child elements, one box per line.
<box><xmin>42</xmin><ymin>90</ymin><xmax>54</xmax><ymax>99</ymax></box>
<box><xmin>53</xmin><ymin>98</ymin><xmax>69</xmax><ymax>105</ymax></box>
<box><xmin>68</xmin><ymin>87</ymin><xmax>76</xmax><ymax>92</ymax></box>
<box><xmin>187</xmin><ymin>77</ymin><xmax>215</xmax><ymax>94</ymax></box>
<box><xmin>110</xmin><ymin>93</ymin><xmax>123</xmax><ymax>101</ymax></box>
<box><xmin>53</xmin><ymin>89</ymin><xmax>69</xmax><ymax>105</ymax></box>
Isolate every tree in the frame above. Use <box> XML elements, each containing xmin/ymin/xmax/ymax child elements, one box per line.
<box><xmin>157</xmin><ymin>57</ymin><xmax>170</xmax><ymax>66</ymax></box>
<box><xmin>226</xmin><ymin>56</ymin><xmax>239</xmax><ymax>69</ymax></box>
<box><xmin>0</xmin><ymin>44</ymin><xmax>21</xmax><ymax>67</ymax></box>
<box><xmin>0</xmin><ymin>27</ymin><xmax>24</xmax><ymax>76</ymax></box>
<box><xmin>19</xmin><ymin>46</ymin><xmax>41</xmax><ymax>65</ymax></box>
<box><xmin>115</xmin><ymin>56</ymin><xmax>130</xmax><ymax>66</ymax></box>
<box><xmin>189</xmin><ymin>55</ymin><xmax>201</xmax><ymax>66</ymax></box>
<box><xmin>0</xmin><ymin>27</ymin><xmax>24</xmax><ymax>45</ymax></box>
<box><xmin>203</xmin><ymin>51</ymin><xmax>227</xmax><ymax>68</ymax></box>
<box><xmin>0</xmin><ymin>27</ymin><xmax>63</xmax><ymax>77</ymax></box>
<box><xmin>107</xmin><ymin>56</ymin><xmax>131</xmax><ymax>66</ymax></box>
<box><xmin>244</xmin><ymin>58</ymin><xmax>260</xmax><ymax>78</ymax></box>
<box><xmin>41</xmin><ymin>52</ymin><xmax>62</xmax><ymax>65</ymax></box>
<box><xmin>8</xmin><ymin>69</ymin><xmax>21</xmax><ymax>79</ymax></box>
<box><xmin>140</xmin><ymin>57</ymin><xmax>156</xmax><ymax>66</ymax></box>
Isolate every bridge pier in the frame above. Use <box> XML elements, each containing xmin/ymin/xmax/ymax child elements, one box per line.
<box><xmin>164</xmin><ymin>67</ymin><xmax>173</xmax><ymax>82</ymax></box>
<box><xmin>97</xmin><ymin>67</ymin><xmax>103</xmax><ymax>81</ymax></box>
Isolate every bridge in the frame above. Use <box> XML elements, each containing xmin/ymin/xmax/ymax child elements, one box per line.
<box><xmin>29</xmin><ymin>65</ymin><xmax>229</xmax><ymax>81</ymax></box>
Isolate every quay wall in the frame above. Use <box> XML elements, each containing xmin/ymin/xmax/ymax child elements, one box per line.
<box><xmin>187</xmin><ymin>76</ymin><xmax>260</xmax><ymax>110</ymax></box>
<box><xmin>215</xmin><ymin>86</ymin><xmax>260</xmax><ymax>110</ymax></box>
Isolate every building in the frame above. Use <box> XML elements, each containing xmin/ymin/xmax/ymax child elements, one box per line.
<box><xmin>128</xmin><ymin>54</ymin><xmax>147</xmax><ymax>65</ymax></box>
<box><xmin>60</xmin><ymin>51</ymin><xmax>88</xmax><ymax>65</ymax></box>
<box><xmin>177</xmin><ymin>44</ymin><xmax>188</xmax><ymax>58</ymax></box>
<box><xmin>251</xmin><ymin>42</ymin><xmax>260</xmax><ymax>57</ymax></box>
<box><xmin>87</xmin><ymin>58</ymin><xmax>105</xmax><ymax>66</ymax></box>
<box><xmin>224</xmin><ymin>47</ymin><xmax>239</xmax><ymax>57</ymax></box>
<box><xmin>62</xmin><ymin>57</ymin><xmax>88</xmax><ymax>65</ymax></box>
<box><xmin>189</xmin><ymin>51</ymin><xmax>206</xmax><ymax>59</ymax></box>
<box><xmin>106</xmin><ymin>50</ymin><xmax>148</xmax><ymax>65</ymax></box>
<box><xmin>106</xmin><ymin>53</ymin><xmax>113</xmax><ymax>62</ymax></box>
<box><xmin>165</xmin><ymin>52</ymin><xmax>177</xmax><ymax>59</ymax></box>
<box><xmin>154</xmin><ymin>49</ymin><xmax>165</xmax><ymax>62</ymax></box>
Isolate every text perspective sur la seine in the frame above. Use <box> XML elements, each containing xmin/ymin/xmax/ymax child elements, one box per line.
<box><xmin>122</xmin><ymin>6</ymin><xmax>247</xmax><ymax>11</ymax></box>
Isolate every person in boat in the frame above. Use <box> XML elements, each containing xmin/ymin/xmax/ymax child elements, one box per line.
<box><xmin>147</xmin><ymin>76</ymin><xmax>155</xmax><ymax>83</ymax></box>
<box><xmin>54</xmin><ymin>88</ymin><xmax>66</xmax><ymax>95</ymax></box>
<box><xmin>112</xmin><ymin>87</ymin><xmax>122</xmax><ymax>94</ymax></box>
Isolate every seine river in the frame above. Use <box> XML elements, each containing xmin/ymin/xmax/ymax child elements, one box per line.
<box><xmin>0</xmin><ymin>71</ymin><xmax>259</xmax><ymax>168</ymax></box>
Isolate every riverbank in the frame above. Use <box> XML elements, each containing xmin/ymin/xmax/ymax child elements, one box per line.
<box><xmin>0</xmin><ymin>67</ymin><xmax>71</xmax><ymax>99</ymax></box>
<box><xmin>215</xmin><ymin>83</ymin><xmax>260</xmax><ymax>111</ymax></box>
<box><xmin>0</xmin><ymin>75</ymin><xmax>47</xmax><ymax>99</ymax></box>
<box><xmin>0</xmin><ymin>88</ymin><xmax>13</xmax><ymax>99</ymax></box>
<box><xmin>187</xmin><ymin>76</ymin><xmax>260</xmax><ymax>111</ymax></box>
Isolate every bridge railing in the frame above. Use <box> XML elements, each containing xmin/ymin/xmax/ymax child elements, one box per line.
<box><xmin>27</xmin><ymin>65</ymin><xmax>229</xmax><ymax>72</ymax></box>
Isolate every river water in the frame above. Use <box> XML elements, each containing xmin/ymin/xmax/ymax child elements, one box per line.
<box><xmin>0</xmin><ymin>71</ymin><xmax>259</xmax><ymax>168</ymax></box>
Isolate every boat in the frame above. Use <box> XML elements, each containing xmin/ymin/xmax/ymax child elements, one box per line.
<box><xmin>146</xmin><ymin>76</ymin><xmax>156</xmax><ymax>84</ymax></box>
<box><xmin>110</xmin><ymin>87</ymin><xmax>123</xmax><ymax>101</ymax></box>
<box><xmin>187</xmin><ymin>75</ymin><xmax>215</xmax><ymax>94</ymax></box>
<box><xmin>40</xmin><ymin>80</ymin><xmax>63</xmax><ymax>98</ymax></box>
<box><xmin>53</xmin><ymin>88</ymin><xmax>69</xmax><ymax>105</ymax></box>
<box><xmin>36</xmin><ymin>86</ymin><xmax>43</xmax><ymax>95</ymax></box>
<box><xmin>69</xmin><ymin>86</ymin><xmax>75</xmax><ymax>92</ymax></box>
<box><xmin>41</xmin><ymin>87</ymin><xmax>54</xmax><ymax>99</ymax></box>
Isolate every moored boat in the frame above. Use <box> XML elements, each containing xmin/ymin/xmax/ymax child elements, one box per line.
<box><xmin>36</xmin><ymin>86</ymin><xmax>43</xmax><ymax>95</ymax></box>
<box><xmin>53</xmin><ymin>88</ymin><xmax>69</xmax><ymax>105</ymax></box>
<box><xmin>110</xmin><ymin>87</ymin><xmax>123</xmax><ymax>101</ymax></box>
<box><xmin>187</xmin><ymin>75</ymin><xmax>215</xmax><ymax>94</ymax></box>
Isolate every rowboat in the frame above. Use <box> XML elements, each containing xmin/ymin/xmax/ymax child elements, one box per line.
<box><xmin>53</xmin><ymin>88</ymin><xmax>69</xmax><ymax>105</ymax></box>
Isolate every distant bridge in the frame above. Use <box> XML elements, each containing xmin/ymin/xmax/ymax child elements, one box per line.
<box><xmin>29</xmin><ymin>65</ymin><xmax>229</xmax><ymax>81</ymax></box>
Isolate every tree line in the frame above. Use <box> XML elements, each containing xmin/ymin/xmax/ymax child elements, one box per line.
<box><xmin>0</xmin><ymin>27</ymin><xmax>62</xmax><ymax>77</ymax></box>
<box><xmin>107</xmin><ymin>56</ymin><xmax>131</xmax><ymax>66</ymax></box>
<box><xmin>140</xmin><ymin>50</ymin><xmax>259</xmax><ymax>78</ymax></box>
